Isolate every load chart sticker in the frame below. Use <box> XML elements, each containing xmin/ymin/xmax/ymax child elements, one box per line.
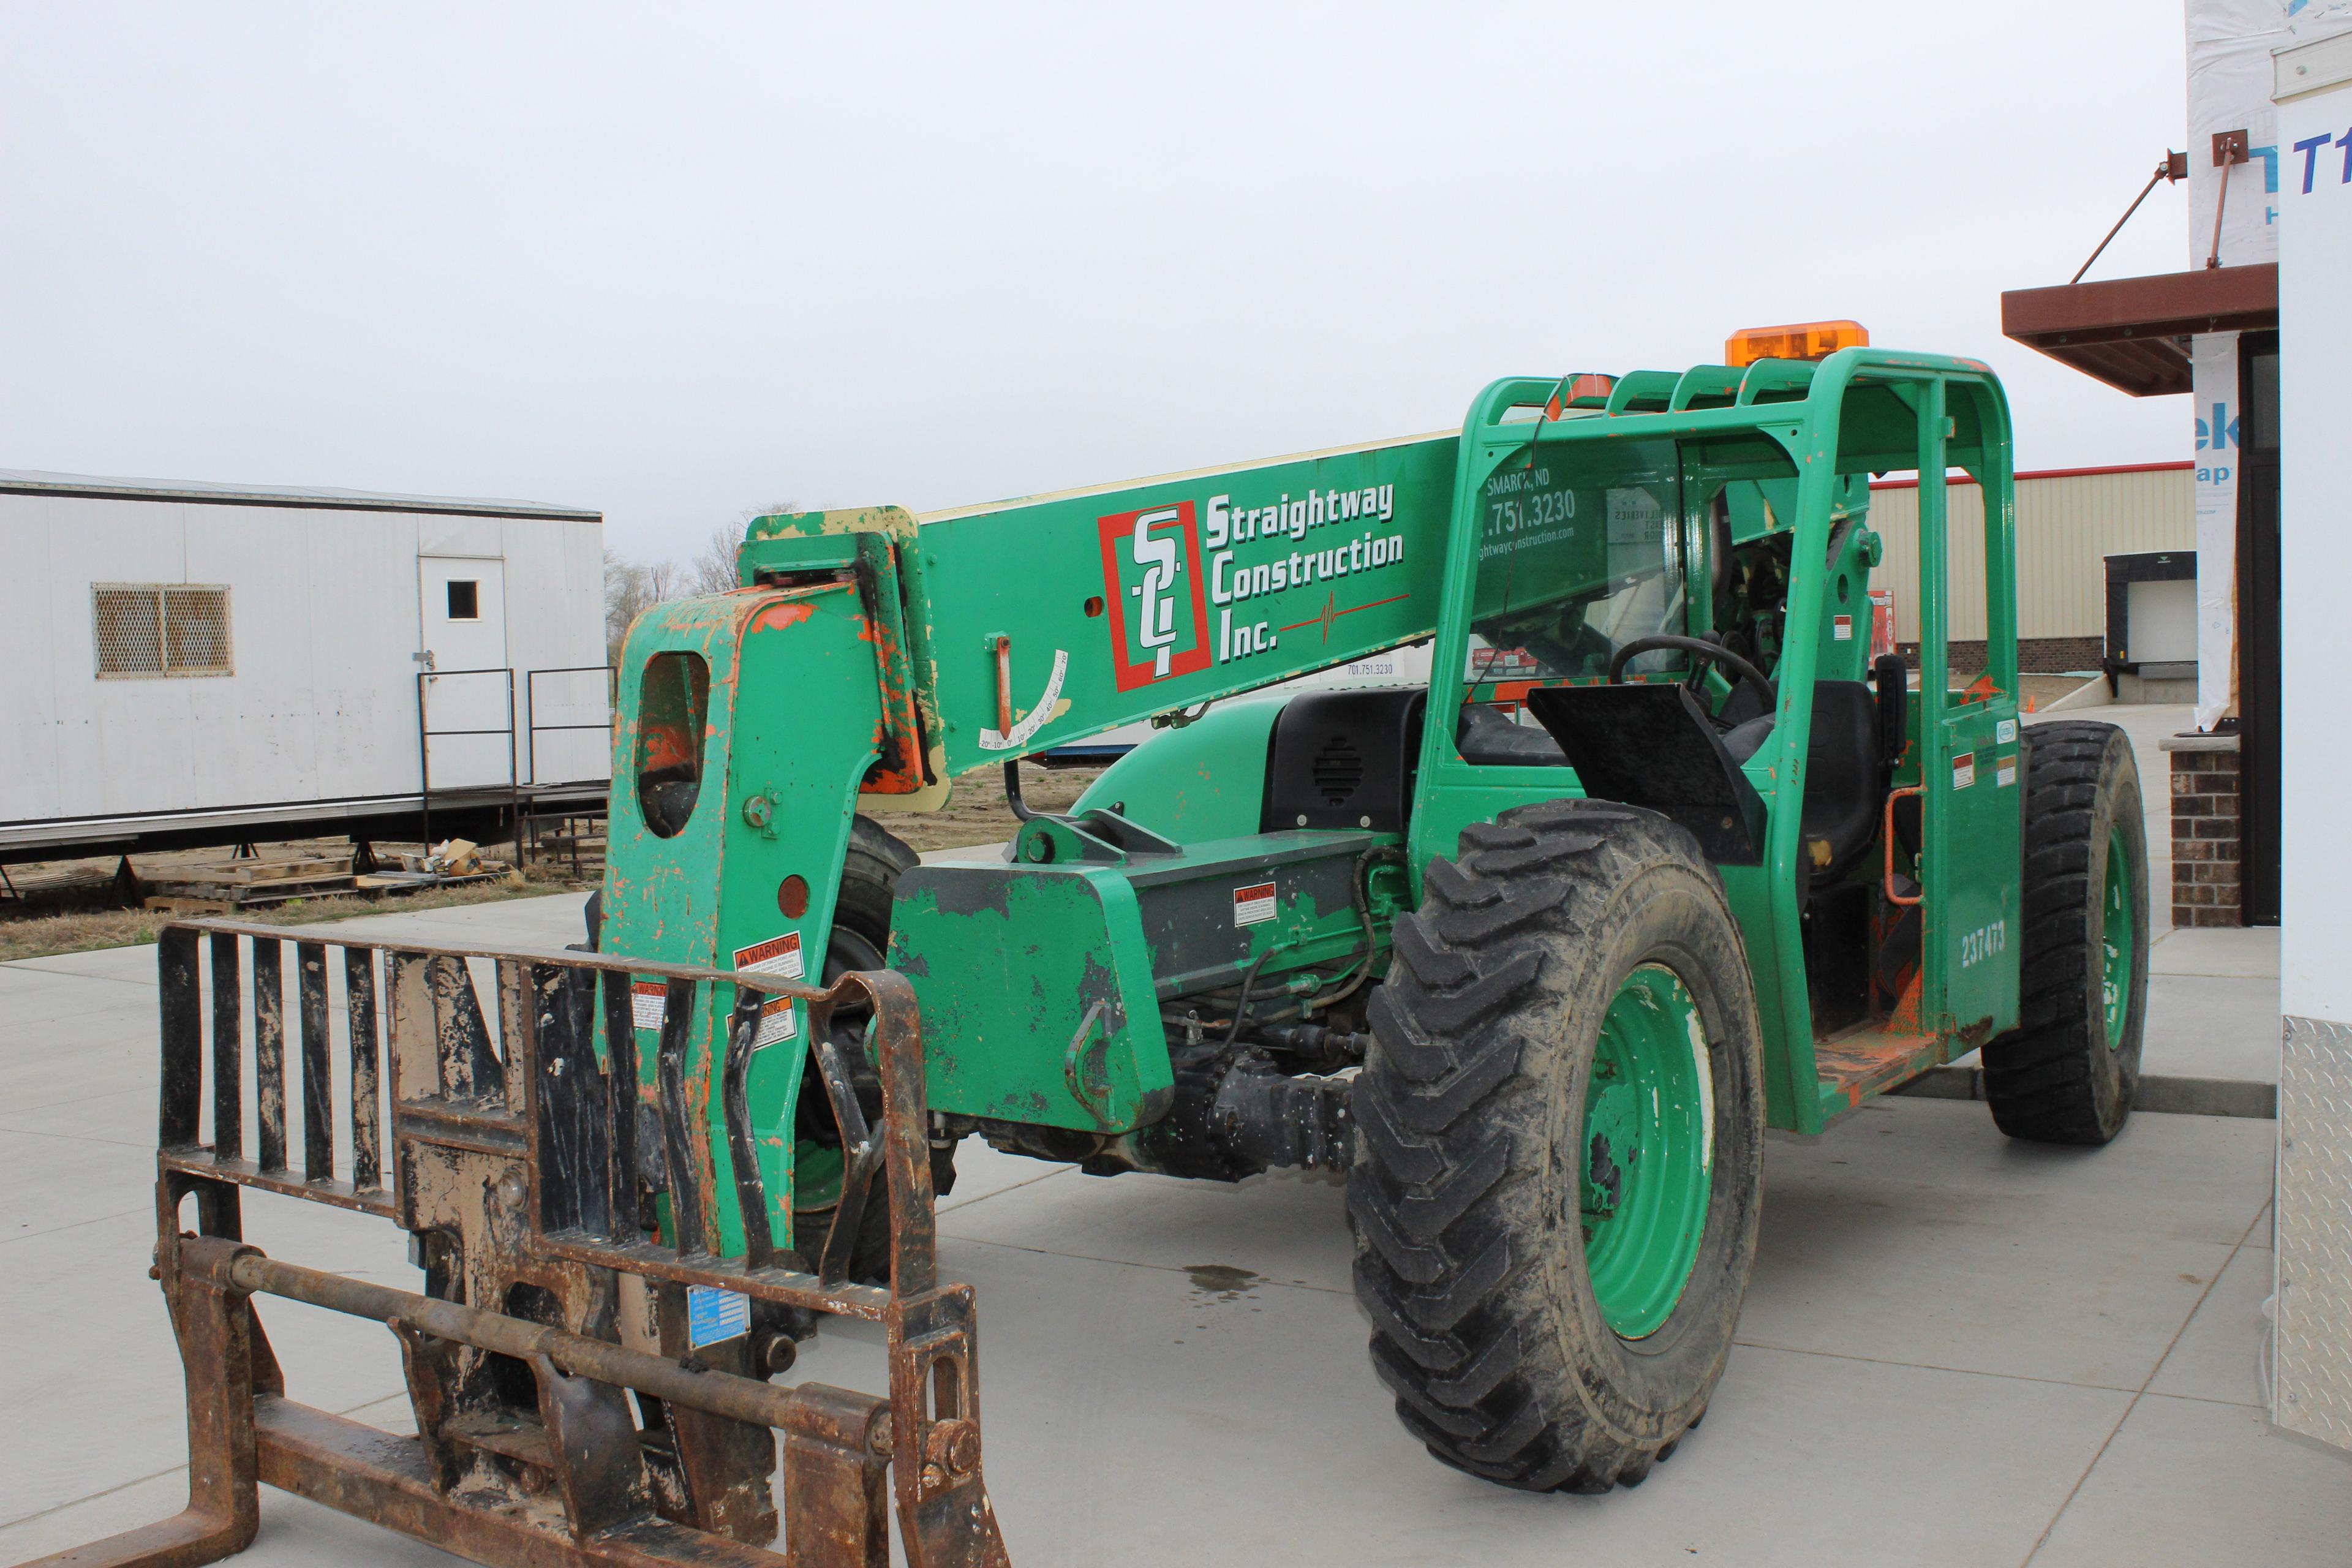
<box><xmin>734</xmin><ymin>932</ymin><xmax>804</xmax><ymax>981</ymax></box>
<box><xmin>687</xmin><ymin>1286</ymin><xmax>751</xmax><ymax>1348</ymax></box>
<box><xmin>1233</xmin><ymin>881</ymin><xmax>1278</xmax><ymax>927</ymax></box>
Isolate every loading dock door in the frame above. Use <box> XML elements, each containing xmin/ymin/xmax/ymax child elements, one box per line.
<box><xmin>418</xmin><ymin>557</ymin><xmax>513</xmax><ymax>792</ymax></box>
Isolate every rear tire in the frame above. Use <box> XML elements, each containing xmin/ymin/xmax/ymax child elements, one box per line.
<box><xmin>1349</xmin><ymin>800</ymin><xmax>1765</xmax><ymax>1492</ymax></box>
<box><xmin>1981</xmin><ymin>721</ymin><xmax>2148</xmax><ymax>1144</ymax></box>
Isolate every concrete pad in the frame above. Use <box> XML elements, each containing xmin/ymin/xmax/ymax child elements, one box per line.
<box><xmin>1740</xmin><ymin>1098</ymin><xmax>2272</xmax><ymax>1390</ymax></box>
<box><xmin>2147</xmin><ymin>1243</ymin><xmax>2273</xmax><ymax>1409</ymax></box>
<box><xmin>2</xmin><ymin>944</ymin><xmax>164</xmax><ymax>987</ymax></box>
<box><xmin>0</xmin><ymin>1196</ymin><xmax>415</xmax><ymax>1527</ymax></box>
<box><xmin>0</xmin><ymin>1126</ymin><xmax>156</xmax><ymax>1242</ymax></box>
<box><xmin>937</xmin><ymin>1139</ymin><xmax>1078</xmax><ymax>1215</ymax></box>
<box><xmin>3</xmin><ymin>889</ymin><xmax>2317</xmax><ymax>1564</ymax></box>
<box><xmin>320</xmin><ymin>889</ymin><xmax>590</xmax><ymax>949</ymax></box>
<box><xmin>0</xmin><ymin>1084</ymin><xmax>157</xmax><ymax>1147</ymax></box>
<box><xmin>0</xmin><ymin>969</ymin><xmax>156</xmax><ymax>1035</ymax></box>
<box><xmin>785</xmin><ymin>1235</ymin><xmax>2138</xmax><ymax>1568</ymax></box>
<box><xmin>0</xmin><ymin>1003</ymin><xmax>154</xmax><ymax>1078</ymax></box>
<box><xmin>938</xmin><ymin>1161</ymin><xmax>1356</xmax><ymax>1292</ymax></box>
<box><xmin>2147</xmin><ymin>924</ymin><xmax>2281</xmax><ymax>979</ymax></box>
<box><xmin>0</xmin><ymin>1466</ymin><xmax>467</xmax><ymax>1566</ymax></box>
<box><xmin>2034</xmin><ymin>1393</ymin><xmax>2352</xmax><ymax>1568</ymax></box>
<box><xmin>936</xmin><ymin>1098</ymin><xmax>2274</xmax><ymax>1396</ymax></box>
<box><xmin>2140</xmin><ymin>973</ymin><xmax>2283</xmax><ymax>1083</ymax></box>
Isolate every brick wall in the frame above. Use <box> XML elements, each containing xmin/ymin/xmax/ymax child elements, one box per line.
<box><xmin>2165</xmin><ymin>737</ymin><xmax>2241</xmax><ymax>928</ymax></box>
<box><xmin>1896</xmin><ymin>637</ymin><xmax>2106</xmax><ymax>675</ymax></box>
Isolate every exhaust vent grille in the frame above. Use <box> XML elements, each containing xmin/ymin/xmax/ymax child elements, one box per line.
<box><xmin>1311</xmin><ymin>735</ymin><xmax>1365</xmax><ymax>806</ymax></box>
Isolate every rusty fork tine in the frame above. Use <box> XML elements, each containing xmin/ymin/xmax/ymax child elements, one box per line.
<box><xmin>721</xmin><ymin>985</ymin><xmax>779</xmax><ymax>1272</ymax></box>
<box><xmin>601</xmin><ymin>967</ymin><xmax>639</xmax><ymax>1239</ymax></box>
<box><xmin>251</xmin><ymin>939</ymin><xmax>285</xmax><ymax>1174</ymax></box>
<box><xmin>207</xmin><ymin>932</ymin><xmax>241</xmax><ymax>1160</ymax></box>
<box><xmin>296</xmin><ymin>942</ymin><xmax>333</xmax><ymax>1183</ymax></box>
<box><xmin>80</xmin><ymin>921</ymin><xmax>1012</xmax><ymax>1568</ymax></box>
<box><xmin>655</xmin><ymin>975</ymin><xmax>706</xmax><ymax>1254</ymax></box>
<box><xmin>345</xmin><ymin>946</ymin><xmax>382</xmax><ymax>1190</ymax></box>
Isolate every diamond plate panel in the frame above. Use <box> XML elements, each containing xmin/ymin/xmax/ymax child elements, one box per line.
<box><xmin>2277</xmin><ymin>1012</ymin><xmax>2352</xmax><ymax>1454</ymax></box>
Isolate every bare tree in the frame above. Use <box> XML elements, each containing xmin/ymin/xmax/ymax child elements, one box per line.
<box><xmin>603</xmin><ymin>549</ymin><xmax>652</xmax><ymax>662</ymax></box>
<box><xmin>687</xmin><ymin>524</ymin><xmax>744</xmax><ymax>598</ymax></box>
<box><xmin>606</xmin><ymin>504</ymin><xmax>799</xmax><ymax>660</ymax></box>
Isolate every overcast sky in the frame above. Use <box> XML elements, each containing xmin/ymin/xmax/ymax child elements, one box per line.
<box><xmin>2</xmin><ymin>4</ymin><xmax>2193</xmax><ymax>562</ymax></box>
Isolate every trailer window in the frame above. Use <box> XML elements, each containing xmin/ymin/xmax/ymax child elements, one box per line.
<box><xmin>634</xmin><ymin>650</ymin><xmax>710</xmax><ymax>837</ymax></box>
<box><xmin>91</xmin><ymin>584</ymin><xmax>233</xmax><ymax>678</ymax></box>
<box><xmin>445</xmin><ymin>579</ymin><xmax>480</xmax><ymax>620</ymax></box>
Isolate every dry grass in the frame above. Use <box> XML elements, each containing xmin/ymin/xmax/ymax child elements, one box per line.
<box><xmin>0</xmin><ymin>876</ymin><xmax>572</xmax><ymax>965</ymax></box>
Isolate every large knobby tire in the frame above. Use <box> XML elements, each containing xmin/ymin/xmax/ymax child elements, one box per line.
<box><xmin>799</xmin><ymin>816</ymin><xmax>928</xmax><ymax>1283</ymax></box>
<box><xmin>1981</xmin><ymin>720</ymin><xmax>2149</xmax><ymax>1144</ymax></box>
<box><xmin>1350</xmin><ymin>800</ymin><xmax>1766</xmax><ymax>1493</ymax></box>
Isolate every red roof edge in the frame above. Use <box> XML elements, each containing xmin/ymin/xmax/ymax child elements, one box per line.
<box><xmin>1868</xmin><ymin>459</ymin><xmax>2193</xmax><ymax>492</ymax></box>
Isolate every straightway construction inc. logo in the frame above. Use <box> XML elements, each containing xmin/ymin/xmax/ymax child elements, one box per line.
<box><xmin>1097</xmin><ymin>500</ymin><xmax>1210</xmax><ymax>690</ymax></box>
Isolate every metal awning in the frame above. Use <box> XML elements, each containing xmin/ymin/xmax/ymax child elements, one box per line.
<box><xmin>1999</xmin><ymin>263</ymin><xmax>2278</xmax><ymax>397</ymax></box>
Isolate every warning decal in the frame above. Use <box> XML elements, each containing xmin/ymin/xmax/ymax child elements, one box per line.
<box><xmin>1233</xmin><ymin>881</ymin><xmax>1277</xmax><ymax>927</ymax></box>
<box><xmin>631</xmin><ymin>981</ymin><xmax>666</xmax><ymax>1031</ymax></box>
<box><xmin>1996</xmin><ymin>758</ymin><xmax>2017</xmax><ymax>789</ymax></box>
<box><xmin>1833</xmin><ymin>614</ymin><xmax>1853</xmax><ymax>641</ymax></box>
<box><xmin>1952</xmin><ymin>752</ymin><xmax>1976</xmax><ymax>790</ymax></box>
<box><xmin>733</xmin><ymin>932</ymin><xmax>804</xmax><ymax>981</ymax></box>
<box><xmin>755</xmin><ymin>998</ymin><xmax>797</xmax><ymax>1046</ymax></box>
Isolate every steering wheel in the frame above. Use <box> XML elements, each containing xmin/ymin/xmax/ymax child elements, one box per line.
<box><xmin>1606</xmin><ymin>634</ymin><xmax>1776</xmax><ymax>725</ymax></box>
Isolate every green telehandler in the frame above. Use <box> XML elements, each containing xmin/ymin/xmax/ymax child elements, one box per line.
<box><xmin>56</xmin><ymin>326</ymin><xmax>2149</xmax><ymax>1568</ymax></box>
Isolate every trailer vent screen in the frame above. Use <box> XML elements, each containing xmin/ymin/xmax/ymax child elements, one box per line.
<box><xmin>92</xmin><ymin>584</ymin><xmax>233</xmax><ymax>678</ymax></box>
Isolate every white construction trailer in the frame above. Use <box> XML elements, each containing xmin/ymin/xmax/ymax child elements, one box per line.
<box><xmin>0</xmin><ymin>470</ymin><xmax>611</xmax><ymax>865</ymax></box>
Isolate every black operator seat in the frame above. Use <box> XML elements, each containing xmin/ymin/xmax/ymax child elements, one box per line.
<box><xmin>1706</xmin><ymin>675</ymin><xmax>1899</xmax><ymax>881</ymax></box>
<box><xmin>1798</xmin><ymin>680</ymin><xmax>1884</xmax><ymax>878</ymax></box>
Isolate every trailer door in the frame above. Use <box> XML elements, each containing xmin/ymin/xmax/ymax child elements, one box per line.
<box><xmin>418</xmin><ymin>557</ymin><xmax>513</xmax><ymax>791</ymax></box>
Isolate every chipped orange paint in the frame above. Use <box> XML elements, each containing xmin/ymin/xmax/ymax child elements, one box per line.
<box><xmin>753</xmin><ymin>601</ymin><xmax>816</xmax><ymax>633</ymax></box>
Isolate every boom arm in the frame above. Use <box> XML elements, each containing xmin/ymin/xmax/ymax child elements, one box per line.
<box><xmin>737</xmin><ymin>433</ymin><xmax>1464</xmax><ymax>800</ymax></box>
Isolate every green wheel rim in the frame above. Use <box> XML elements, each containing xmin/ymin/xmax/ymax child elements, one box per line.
<box><xmin>2101</xmin><ymin>825</ymin><xmax>2133</xmax><ymax>1050</ymax></box>
<box><xmin>795</xmin><ymin>1139</ymin><xmax>845</xmax><ymax>1211</ymax></box>
<box><xmin>1578</xmin><ymin>964</ymin><xmax>1715</xmax><ymax>1340</ymax></box>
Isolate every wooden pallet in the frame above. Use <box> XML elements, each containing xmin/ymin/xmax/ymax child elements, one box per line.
<box><xmin>140</xmin><ymin>853</ymin><xmax>358</xmax><ymax>908</ymax></box>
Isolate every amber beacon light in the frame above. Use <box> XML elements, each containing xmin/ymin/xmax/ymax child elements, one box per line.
<box><xmin>1722</xmin><ymin>318</ymin><xmax>1871</xmax><ymax>368</ymax></box>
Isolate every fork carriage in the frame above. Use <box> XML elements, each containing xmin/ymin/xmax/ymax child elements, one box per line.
<box><xmin>33</xmin><ymin>919</ymin><xmax>1008</xmax><ymax>1568</ymax></box>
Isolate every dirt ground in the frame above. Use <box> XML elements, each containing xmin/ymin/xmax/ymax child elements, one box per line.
<box><xmin>0</xmin><ymin>766</ymin><xmax>1100</xmax><ymax>962</ymax></box>
<box><xmin>0</xmin><ymin>837</ymin><xmax>579</xmax><ymax>964</ymax></box>
<box><xmin>3</xmin><ymin>675</ymin><xmax>2097</xmax><ymax>962</ymax></box>
<box><xmin>864</xmin><ymin>763</ymin><xmax>1106</xmax><ymax>855</ymax></box>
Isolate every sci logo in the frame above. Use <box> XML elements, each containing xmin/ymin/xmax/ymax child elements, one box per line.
<box><xmin>1096</xmin><ymin>501</ymin><xmax>1211</xmax><ymax>692</ymax></box>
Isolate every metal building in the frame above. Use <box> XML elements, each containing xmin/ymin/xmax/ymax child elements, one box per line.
<box><xmin>1863</xmin><ymin>460</ymin><xmax>2193</xmax><ymax>672</ymax></box>
<box><xmin>0</xmin><ymin>470</ymin><xmax>611</xmax><ymax>864</ymax></box>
